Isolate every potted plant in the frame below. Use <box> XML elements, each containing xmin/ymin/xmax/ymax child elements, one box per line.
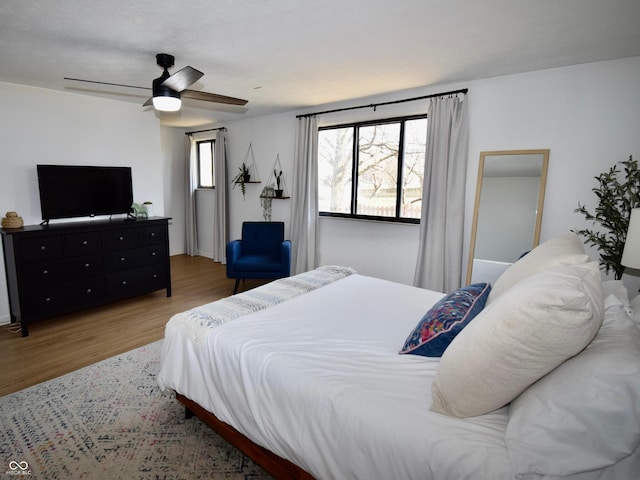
<box><xmin>260</xmin><ymin>185</ymin><xmax>275</xmax><ymax>221</ymax></box>
<box><xmin>274</xmin><ymin>169</ymin><xmax>284</xmax><ymax>198</ymax></box>
<box><xmin>575</xmin><ymin>155</ymin><xmax>640</xmax><ymax>279</ymax></box>
<box><xmin>232</xmin><ymin>163</ymin><xmax>251</xmax><ymax>198</ymax></box>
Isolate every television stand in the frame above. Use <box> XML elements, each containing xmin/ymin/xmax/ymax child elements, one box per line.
<box><xmin>0</xmin><ymin>216</ymin><xmax>172</xmax><ymax>337</ymax></box>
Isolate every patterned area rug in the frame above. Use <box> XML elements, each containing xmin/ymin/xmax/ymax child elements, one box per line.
<box><xmin>0</xmin><ymin>341</ymin><xmax>271</xmax><ymax>479</ymax></box>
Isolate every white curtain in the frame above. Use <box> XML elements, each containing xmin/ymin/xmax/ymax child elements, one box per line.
<box><xmin>212</xmin><ymin>129</ymin><xmax>228</xmax><ymax>263</ymax></box>
<box><xmin>414</xmin><ymin>94</ymin><xmax>470</xmax><ymax>293</ymax></box>
<box><xmin>289</xmin><ymin>116</ymin><xmax>319</xmax><ymax>274</ymax></box>
<box><xmin>185</xmin><ymin>135</ymin><xmax>198</xmax><ymax>256</ymax></box>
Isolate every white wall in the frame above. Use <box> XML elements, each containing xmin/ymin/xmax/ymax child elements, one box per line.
<box><xmin>466</xmin><ymin>56</ymin><xmax>640</xmax><ymax>292</ymax></box>
<box><xmin>214</xmin><ymin>56</ymin><xmax>640</xmax><ymax>289</ymax></box>
<box><xmin>225</xmin><ymin>114</ymin><xmax>298</xmax><ymax>240</ymax></box>
<box><xmin>0</xmin><ymin>82</ymin><xmax>171</xmax><ymax>323</ymax></box>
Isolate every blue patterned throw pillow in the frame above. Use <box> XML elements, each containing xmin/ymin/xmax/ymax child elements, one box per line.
<box><xmin>400</xmin><ymin>283</ymin><xmax>491</xmax><ymax>357</ymax></box>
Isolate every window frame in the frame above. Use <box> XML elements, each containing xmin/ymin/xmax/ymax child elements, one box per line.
<box><xmin>196</xmin><ymin>139</ymin><xmax>215</xmax><ymax>189</ymax></box>
<box><xmin>318</xmin><ymin>114</ymin><xmax>427</xmax><ymax>224</ymax></box>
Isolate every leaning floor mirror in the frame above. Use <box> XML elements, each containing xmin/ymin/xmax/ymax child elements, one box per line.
<box><xmin>466</xmin><ymin>149</ymin><xmax>549</xmax><ymax>284</ymax></box>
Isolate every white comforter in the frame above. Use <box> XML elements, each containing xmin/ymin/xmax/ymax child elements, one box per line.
<box><xmin>158</xmin><ymin>274</ymin><xmax>515</xmax><ymax>479</ymax></box>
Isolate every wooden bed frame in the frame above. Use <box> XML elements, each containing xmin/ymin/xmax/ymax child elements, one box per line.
<box><xmin>177</xmin><ymin>393</ymin><xmax>315</xmax><ymax>480</ymax></box>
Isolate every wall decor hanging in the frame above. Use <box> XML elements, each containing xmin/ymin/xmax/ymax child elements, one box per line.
<box><xmin>233</xmin><ymin>143</ymin><xmax>261</xmax><ymax>199</ymax></box>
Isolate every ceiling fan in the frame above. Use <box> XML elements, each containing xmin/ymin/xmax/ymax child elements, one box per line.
<box><xmin>65</xmin><ymin>53</ymin><xmax>248</xmax><ymax>112</ymax></box>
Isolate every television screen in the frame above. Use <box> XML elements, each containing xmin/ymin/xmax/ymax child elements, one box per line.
<box><xmin>37</xmin><ymin>165</ymin><xmax>133</xmax><ymax>221</ymax></box>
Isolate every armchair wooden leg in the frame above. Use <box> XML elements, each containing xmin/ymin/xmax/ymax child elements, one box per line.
<box><xmin>233</xmin><ymin>278</ymin><xmax>241</xmax><ymax>294</ymax></box>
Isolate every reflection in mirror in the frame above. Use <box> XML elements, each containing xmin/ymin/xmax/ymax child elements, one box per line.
<box><xmin>466</xmin><ymin>150</ymin><xmax>549</xmax><ymax>284</ymax></box>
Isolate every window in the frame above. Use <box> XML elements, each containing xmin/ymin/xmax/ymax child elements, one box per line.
<box><xmin>197</xmin><ymin>140</ymin><xmax>215</xmax><ymax>188</ymax></box>
<box><xmin>318</xmin><ymin>115</ymin><xmax>427</xmax><ymax>223</ymax></box>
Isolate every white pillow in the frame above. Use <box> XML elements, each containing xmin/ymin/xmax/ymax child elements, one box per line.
<box><xmin>487</xmin><ymin>232</ymin><xmax>589</xmax><ymax>304</ymax></box>
<box><xmin>430</xmin><ymin>262</ymin><xmax>604</xmax><ymax>418</ymax></box>
<box><xmin>601</xmin><ymin>279</ymin><xmax>631</xmax><ymax>310</ymax></box>
<box><xmin>505</xmin><ymin>300</ymin><xmax>640</xmax><ymax>477</ymax></box>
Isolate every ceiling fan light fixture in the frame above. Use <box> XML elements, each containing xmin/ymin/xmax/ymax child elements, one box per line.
<box><xmin>152</xmin><ymin>94</ymin><xmax>181</xmax><ymax>112</ymax></box>
<box><xmin>152</xmin><ymin>74</ymin><xmax>181</xmax><ymax>112</ymax></box>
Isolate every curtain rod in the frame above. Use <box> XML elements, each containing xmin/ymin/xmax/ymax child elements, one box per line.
<box><xmin>296</xmin><ymin>88</ymin><xmax>468</xmax><ymax>118</ymax></box>
<box><xmin>185</xmin><ymin>126</ymin><xmax>226</xmax><ymax>136</ymax></box>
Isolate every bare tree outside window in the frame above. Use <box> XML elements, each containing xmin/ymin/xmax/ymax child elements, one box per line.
<box><xmin>357</xmin><ymin>123</ymin><xmax>399</xmax><ymax>218</ymax></box>
<box><xmin>318</xmin><ymin>115</ymin><xmax>427</xmax><ymax>223</ymax></box>
<box><xmin>318</xmin><ymin>127</ymin><xmax>353</xmax><ymax>213</ymax></box>
<box><xmin>401</xmin><ymin>118</ymin><xmax>427</xmax><ymax>218</ymax></box>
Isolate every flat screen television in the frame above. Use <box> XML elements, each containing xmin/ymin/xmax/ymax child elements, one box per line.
<box><xmin>37</xmin><ymin>164</ymin><xmax>134</xmax><ymax>222</ymax></box>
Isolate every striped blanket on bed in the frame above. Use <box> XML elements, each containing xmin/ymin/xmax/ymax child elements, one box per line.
<box><xmin>165</xmin><ymin>265</ymin><xmax>356</xmax><ymax>343</ymax></box>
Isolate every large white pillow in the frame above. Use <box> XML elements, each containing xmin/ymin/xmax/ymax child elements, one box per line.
<box><xmin>505</xmin><ymin>297</ymin><xmax>640</xmax><ymax>477</ymax></box>
<box><xmin>430</xmin><ymin>261</ymin><xmax>604</xmax><ymax>418</ymax></box>
<box><xmin>487</xmin><ymin>232</ymin><xmax>589</xmax><ymax>304</ymax></box>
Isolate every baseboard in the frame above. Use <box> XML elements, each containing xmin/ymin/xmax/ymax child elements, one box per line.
<box><xmin>0</xmin><ymin>313</ymin><xmax>11</xmax><ymax>326</ymax></box>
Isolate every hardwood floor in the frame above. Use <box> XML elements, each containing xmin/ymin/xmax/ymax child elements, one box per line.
<box><xmin>0</xmin><ymin>254</ymin><xmax>268</xmax><ymax>397</ymax></box>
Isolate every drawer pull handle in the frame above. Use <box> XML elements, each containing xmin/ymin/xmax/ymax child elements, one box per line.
<box><xmin>42</xmin><ymin>270</ymin><xmax>49</xmax><ymax>275</ymax></box>
<box><xmin>84</xmin><ymin>263</ymin><xmax>90</xmax><ymax>268</ymax></box>
<box><xmin>119</xmin><ymin>236</ymin><xmax>124</xmax><ymax>241</ymax></box>
<box><xmin>82</xmin><ymin>240</ymin><xmax>88</xmax><ymax>245</ymax></box>
<box><xmin>120</xmin><ymin>257</ymin><xmax>126</xmax><ymax>262</ymax></box>
<box><xmin>152</xmin><ymin>274</ymin><xmax>158</xmax><ymax>279</ymax></box>
<box><xmin>86</xmin><ymin>288</ymin><xmax>92</xmax><ymax>294</ymax></box>
<box><xmin>151</xmin><ymin>252</ymin><xmax>157</xmax><ymax>256</ymax></box>
<box><xmin>121</xmin><ymin>281</ymin><xmax>127</xmax><ymax>286</ymax></box>
<box><xmin>40</xmin><ymin>245</ymin><xmax>46</xmax><ymax>251</ymax></box>
<box><xmin>150</xmin><ymin>232</ymin><xmax>156</xmax><ymax>237</ymax></box>
<box><xmin>45</xmin><ymin>297</ymin><xmax>51</xmax><ymax>302</ymax></box>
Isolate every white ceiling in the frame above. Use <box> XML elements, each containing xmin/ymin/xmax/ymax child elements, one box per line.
<box><xmin>1</xmin><ymin>0</ymin><xmax>639</xmax><ymax>128</ymax></box>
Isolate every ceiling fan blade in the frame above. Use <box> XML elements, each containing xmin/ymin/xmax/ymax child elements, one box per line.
<box><xmin>161</xmin><ymin>66</ymin><xmax>204</xmax><ymax>92</ymax></box>
<box><xmin>182</xmin><ymin>89</ymin><xmax>248</xmax><ymax>106</ymax></box>
<box><xmin>64</xmin><ymin>77</ymin><xmax>150</xmax><ymax>91</ymax></box>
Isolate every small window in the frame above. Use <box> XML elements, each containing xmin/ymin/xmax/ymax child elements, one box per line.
<box><xmin>197</xmin><ymin>140</ymin><xmax>215</xmax><ymax>188</ymax></box>
<box><xmin>318</xmin><ymin>115</ymin><xmax>427</xmax><ymax>223</ymax></box>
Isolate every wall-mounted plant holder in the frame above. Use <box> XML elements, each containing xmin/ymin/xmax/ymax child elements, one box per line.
<box><xmin>233</xmin><ymin>142</ymin><xmax>261</xmax><ymax>199</ymax></box>
<box><xmin>244</xmin><ymin>143</ymin><xmax>261</xmax><ymax>182</ymax></box>
<box><xmin>262</xmin><ymin>154</ymin><xmax>290</xmax><ymax>199</ymax></box>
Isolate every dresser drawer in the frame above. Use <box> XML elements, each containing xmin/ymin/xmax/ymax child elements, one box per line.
<box><xmin>65</xmin><ymin>231</ymin><xmax>102</xmax><ymax>256</ymax></box>
<box><xmin>106</xmin><ymin>264</ymin><xmax>167</xmax><ymax>297</ymax></box>
<box><xmin>105</xmin><ymin>245</ymin><xmax>164</xmax><ymax>272</ymax></box>
<box><xmin>138</xmin><ymin>224</ymin><xmax>167</xmax><ymax>245</ymax></box>
<box><xmin>137</xmin><ymin>244</ymin><xmax>166</xmax><ymax>267</ymax></box>
<box><xmin>22</xmin><ymin>254</ymin><xmax>103</xmax><ymax>286</ymax></box>
<box><xmin>22</xmin><ymin>276</ymin><xmax>105</xmax><ymax>318</ymax></box>
<box><xmin>103</xmin><ymin>228</ymin><xmax>137</xmax><ymax>250</ymax></box>
<box><xmin>19</xmin><ymin>236</ymin><xmax>64</xmax><ymax>262</ymax></box>
<box><xmin>105</xmin><ymin>249</ymin><xmax>137</xmax><ymax>272</ymax></box>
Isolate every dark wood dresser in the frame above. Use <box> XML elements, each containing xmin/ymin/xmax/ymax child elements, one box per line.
<box><xmin>0</xmin><ymin>217</ymin><xmax>171</xmax><ymax>336</ymax></box>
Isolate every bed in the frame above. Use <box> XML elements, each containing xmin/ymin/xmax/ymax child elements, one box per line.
<box><xmin>158</xmin><ymin>233</ymin><xmax>640</xmax><ymax>479</ymax></box>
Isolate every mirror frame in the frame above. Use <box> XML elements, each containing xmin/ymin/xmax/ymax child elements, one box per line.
<box><xmin>466</xmin><ymin>149</ymin><xmax>550</xmax><ymax>285</ymax></box>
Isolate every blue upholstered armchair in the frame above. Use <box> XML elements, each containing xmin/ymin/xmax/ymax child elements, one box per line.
<box><xmin>226</xmin><ymin>222</ymin><xmax>291</xmax><ymax>294</ymax></box>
